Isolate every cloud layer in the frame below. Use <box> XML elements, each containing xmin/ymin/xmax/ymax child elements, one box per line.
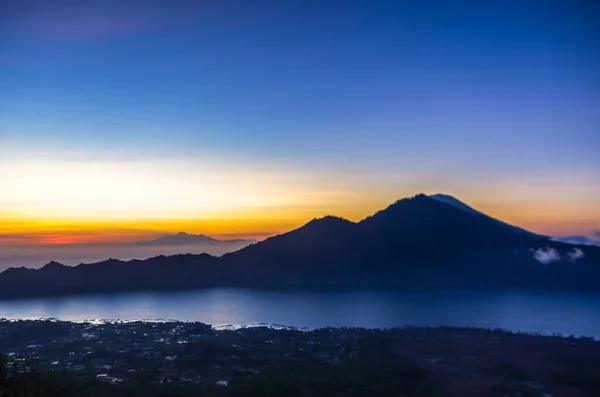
<box><xmin>551</xmin><ymin>236</ymin><xmax>600</xmax><ymax>247</ymax></box>
<box><xmin>531</xmin><ymin>246</ymin><xmax>586</xmax><ymax>264</ymax></box>
<box><xmin>0</xmin><ymin>234</ymin><xmax>255</xmax><ymax>271</ymax></box>
<box><xmin>532</xmin><ymin>247</ymin><xmax>561</xmax><ymax>265</ymax></box>
<box><xmin>567</xmin><ymin>248</ymin><xmax>585</xmax><ymax>262</ymax></box>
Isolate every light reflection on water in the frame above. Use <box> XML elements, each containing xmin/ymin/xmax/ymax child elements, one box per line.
<box><xmin>1</xmin><ymin>289</ymin><xmax>599</xmax><ymax>338</ymax></box>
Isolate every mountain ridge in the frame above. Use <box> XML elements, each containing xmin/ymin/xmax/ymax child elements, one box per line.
<box><xmin>0</xmin><ymin>194</ymin><xmax>598</xmax><ymax>299</ymax></box>
<box><xmin>130</xmin><ymin>232</ymin><xmax>256</xmax><ymax>246</ymax></box>
<box><xmin>429</xmin><ymin>193</ymin><xmax>547</xmax><ymax>238</ymax></box>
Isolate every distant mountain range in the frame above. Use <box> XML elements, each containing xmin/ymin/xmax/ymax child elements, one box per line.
<box><xmin>0</xmin><ymin>194</ymin><xmax>599</xmax><ymax>299</ymax></box>
<box><xmin>0</xmin><ymin>232</ymin><xmax>256</xmax><ymax>271</ymax></box>
<box><xmin>130</xmin><ymin>232</ymin><xmax>255</xmax><ymax>246</ymax></box>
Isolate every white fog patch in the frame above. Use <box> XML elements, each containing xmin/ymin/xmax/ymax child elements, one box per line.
<box><xmin>532</xmin><ymin>247</ymin><xmax>561</xmax><ymax>265</ymax></box>
<box><xmin>567</xmin><ymin>248</ymin><xmax>585</xmax><ymax>262</ymax></box>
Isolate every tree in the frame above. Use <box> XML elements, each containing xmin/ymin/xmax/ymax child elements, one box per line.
<box><xmin>0</xmin><ymin>354</ymin><xmax>6</xmax><ymax>397</ymax></box>
<box><xmin>0</xmin><ymin>354</ymin><xmax>12</xmax><ymax>397</ymax></box>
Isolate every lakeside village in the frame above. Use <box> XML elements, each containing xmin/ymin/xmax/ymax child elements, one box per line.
<box><xmin>1</xmin><ymin>319</ymin><xmax>599</xmax><ymax>396</ymax></box>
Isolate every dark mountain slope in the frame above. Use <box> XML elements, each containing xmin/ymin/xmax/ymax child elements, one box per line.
<box><xmin>0</xmin><ymin>254</ymin><xmax>220</xmax><ymax>299</ymax></box>
<box><xmin>429</xmin><ymin>193</ymin><xmax>546</xmax><ymax>238</ymax></box>
<box><xmin>359</xmin><ymin>194</ymin><xmax>529</xmax><ymax>250</ymax></box>
<box><xmin>219</xmin><ymin>216</ymin><xmax>359</xmax><ymax>284</ymax></box>
<box><xmin>222</xmin><ymin>216</ymin><xmax>357</xmax><ymax>265</ymax></box>
<box><xmin>224</xmin><ymin>194</ymin><xmax>543</xmax><ymax>267</ymax></box>
<box><xmin>220</xmin><ymin>194</ymin><xmax>599</xmax><ymax>288</ymax></box>
<box><xmin>355</xmin><ymin>195</ymin><xmax>599</xmax><ymax>286</ymax></box>
<box><xmin>1</xmin><ymin>194</ymin><xmax>599</xmax><ymax>298</ymax></box>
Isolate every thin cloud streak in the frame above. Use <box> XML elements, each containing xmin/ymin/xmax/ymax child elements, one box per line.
<box><xmin>2</xmin><ymin>0</ymin><xmax>162</xmax><ymax>39</ymax></box>
<box><xmin>0</xmin><ymin>230</ymin><xmax>161</xmax><ymax>246</ymax></box>
<box><xmin>0</xmin><ymin>0</ymin><xmax>267</xmax><ymax>41</ymax></box>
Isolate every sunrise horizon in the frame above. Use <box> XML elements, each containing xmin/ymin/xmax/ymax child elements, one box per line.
<box><xmin>2</xmin><ymin>0</ymin><xmax>599</xmax><ymax>254</ymax></box>
<box><xmin>1</xmin><ymin>3</ymin><xmax>600</xmax><ymax>393</ymax></box>
<box><xmin>2</xmin><ymin>190</ymin><xmax>599</xmax><ymax>248</ymax></box>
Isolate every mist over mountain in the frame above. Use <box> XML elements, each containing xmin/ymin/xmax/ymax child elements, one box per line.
<box><xmin>0</xmin><ymin>233</ymin><xmax>256</xmax><ymax>271</ymax></box>
<box><xmin>0</xmin><ymin>194</ymin><xmax>598</xmax><ymax>299</ymax></box>
<box><xmin>552</xmin><ymin>236</ymin><xmax>600</xmax><ymax>247</ymax></box>
<box><xmin>129</xmin><ymin>232</ymin><xmax>256</xmax><ymax>246</ymax></box>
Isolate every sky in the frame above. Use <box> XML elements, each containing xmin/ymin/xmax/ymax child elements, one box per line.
<box><xmin>1</xmin><ymin>0</ymin><xmax>599</xmax><ymax>253</ymax></box>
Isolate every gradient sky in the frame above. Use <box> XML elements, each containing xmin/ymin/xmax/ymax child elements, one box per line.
<box><xmin>1</xmin><ymin>0</ymin><xmax>599</xmax><ymax>246</ymax></box>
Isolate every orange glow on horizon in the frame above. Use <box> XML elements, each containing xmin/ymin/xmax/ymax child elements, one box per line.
<box><xmin>2</xmin><ymin>196</ymin><xmax>599</xmax><ymax>247</ymax></box>
<box><xmin>2</xmin><ymin>156</ymin><xmax>599</xmax><ymax>247</ymax></box>
<box><xmin>0</xmin><ymin>210</ymin><xmax>321</xmax><ymax>246</ymax></box>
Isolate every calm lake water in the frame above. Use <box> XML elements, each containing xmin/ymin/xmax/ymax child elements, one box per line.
<box><xmin>1</xmin><ymin>289</ymin><xmax>599</xmax><ymax>338</ymax></box>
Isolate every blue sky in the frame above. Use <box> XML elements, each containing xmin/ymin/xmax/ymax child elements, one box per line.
<box><xmin>0</xmin><ymin>0</ymin><xmax>599</xmax><ymax>240</ymax></box>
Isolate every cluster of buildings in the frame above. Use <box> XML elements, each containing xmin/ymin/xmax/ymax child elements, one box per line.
<box><xmin>0</xmin><ymin>319</ymin><xmax>366</xmax><ymax>387</ymax></box>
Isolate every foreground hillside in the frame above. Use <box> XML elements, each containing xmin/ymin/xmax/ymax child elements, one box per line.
<box><xmin>1</xmin><ymin>194</ymin><xmax>599</xmax><ymax>299</ymax></box>
<box><xmin>1</xmin><ymin>320</ymin><xmax>598</xmax><ymax>397</ymax></box>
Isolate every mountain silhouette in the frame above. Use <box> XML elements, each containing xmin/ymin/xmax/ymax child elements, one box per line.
<box><xmin>429</xmin><ymin>194</ymin><xmax>546</xmax><ymax>238</ymax></box>
<box><xmin>130</xmin><ymin>232</ymin><xmax>256</xmax><ymax>246</ymax></box>
<box><xmin>0</xmin><ymin>194</ymin><xmax>598</xmax><ymax>299</ymax></box>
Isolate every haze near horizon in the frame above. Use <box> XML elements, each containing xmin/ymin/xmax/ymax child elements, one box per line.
<box><xmin>1</xmin><ymin>0</ymin><xmax>599</xmax><ymax>260</ymax></box>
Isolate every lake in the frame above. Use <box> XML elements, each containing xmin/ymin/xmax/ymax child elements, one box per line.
<box><xmin>1</xmin><ymin>289</ymin><xmax>599</xmax><ymax>338</ymax></box>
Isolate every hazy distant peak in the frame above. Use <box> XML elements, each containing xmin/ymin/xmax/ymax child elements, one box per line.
<box><xmin>135</xmin><ymin>233</ymin><xmax>218</xmax><ymax>246</ymax></box>
<box><xmin>128</xmin><ymin>232</ymin><xmax>257</xmax><ymax>247</ymax></box>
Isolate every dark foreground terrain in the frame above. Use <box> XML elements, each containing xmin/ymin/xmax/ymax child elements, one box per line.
<box><xmin>1</xmin><ymin>320</ymin><xmax>599</xmax><ymax>397</ymax></box>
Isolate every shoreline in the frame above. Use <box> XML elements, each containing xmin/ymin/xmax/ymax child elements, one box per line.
<box><xmin>1</xmin><ymin>318</ymin><xmax>598</xmax><ymax>340</ymax></box>
<box><xmin>1</xmin><ymin>283</ymin><xmax>599</xmax><ymax>302</ymax></box>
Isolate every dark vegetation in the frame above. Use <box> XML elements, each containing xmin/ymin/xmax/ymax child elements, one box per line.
<box><xmin>1</xmin><ymin>320</ymin><xmax>599</xmax><ymax>397</ymax></box>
